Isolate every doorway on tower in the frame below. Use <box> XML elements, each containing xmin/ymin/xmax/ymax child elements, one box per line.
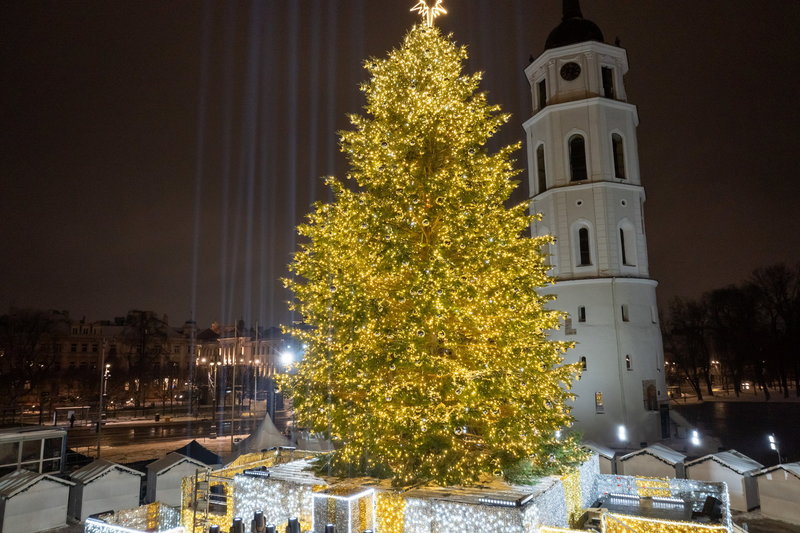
<box><xmin>659</xmin><ymin>403</ymin><xmax>670</xmax><ymax>439</ymax></box>
<box><xmin>642</xmin><ymin>380</ymin><xmax>658</xmax><ymax>411</ymax></box>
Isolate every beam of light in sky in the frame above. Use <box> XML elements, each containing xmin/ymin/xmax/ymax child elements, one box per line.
<box><xmin>286</xmin><ymin>1</ymin><xmax>299</xmax><ymax>326</ymax></box>
<box><xmin>324</xmin><ymin>0</ymin><xmax>338</xmax><ymax>198</ymax></box>
<box><xmin>218</xmin><ymin>2</ymin><xmax>238</xmax><ymax>325</ymax></box>
<box><xmin>191</xmin><ymin>0</ymin><xmax>213</xmax><ymax>325</ymax></box>
<box><xmin>257</xmin><ymin>2</ymin><xmax>278</xmax><ymax>330</ymax></box>
<box><xmin>307</xmin><ymin>0</ymin><xmax>322</xmax><ymax>208</ymax></box>
<box><xmin>240</xmin><ymin>0</ymin><xmax>264</xmax><ymax>326</ymax></box>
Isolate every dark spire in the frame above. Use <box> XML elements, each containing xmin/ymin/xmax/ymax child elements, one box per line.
<box><xmin>563</xmin><ymin>0</ymin><xmax>583</xmax><ymax>20</ymax></box>
<box><xmin>545</xmin><ymin>0</ymin><xmax>605</xmax><ymax>50</ymax></box>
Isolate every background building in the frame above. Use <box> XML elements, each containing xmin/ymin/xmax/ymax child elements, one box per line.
<box><xmin>0</xmin><ymin>307</ymin><xmax>290</xmax><ymax>424</ymax></box>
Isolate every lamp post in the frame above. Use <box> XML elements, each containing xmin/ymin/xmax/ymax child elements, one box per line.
<box><xmin>280</xmin><ymin>349</ymin><xmax>295</xmax><ymax>442</ymax></box>
<box><xmin>210</xmin><ymin>357</ymin><xmax>220</xmax><ymax>431</ymax></box>
<box><xmin>617</xmin><ymin>424</ymin><xmax>628</xmax><ymax>445</ymax></box>
<box><xmin>230</xmin><ymin>338</ymin><xmax>243</xmax><ymax>449</ymax></box>
<box><xmin>690</xmin><ymin>429</ymin><xmax>701</xmax><ymax>447</ymax></box>
<box><xmin>768</xmin><ymin>434</ymin><xmax>782</xmax><ymax>464</ymax></box>
<box><xmin>96</xmin><ymin>340</ymin><xmax>109</xmax><ymax>458</ymax></box>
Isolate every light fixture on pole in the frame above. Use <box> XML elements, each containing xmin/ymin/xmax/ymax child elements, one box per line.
<box><xmin>617</xmin><ymin>425</ymin><xmax>628</xmax><ymax>443</ymax></box>
<box><xmin>96</xmin><ymin>340</ymin><xmax>108</xmax><ymax>458</ymax></box>
<box><xmin>768</xmin><ymin>434</ymin><xmax>782</xmax><ymax>464</ymax></box>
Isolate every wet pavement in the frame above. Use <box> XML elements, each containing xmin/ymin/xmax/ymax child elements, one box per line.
<box><xmin>672</xmin><ymin>401</ymin><xmax>800</xmax><ymax>464</ymax></box>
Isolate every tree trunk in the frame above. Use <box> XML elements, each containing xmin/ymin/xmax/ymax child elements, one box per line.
<box><xmin>703</xmin><ymin>368</ymin><xmax>714</xmax><ymax>396</ymax></box>
<box><xmin>779</xmin><ymin>364</ymin><xmax>790</xmax><ymax>399</ymax></box>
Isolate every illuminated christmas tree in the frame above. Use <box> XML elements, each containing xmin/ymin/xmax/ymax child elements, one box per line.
<box><xmin>281</xmin><ymin>20</ymin><xmax>584</xmax><ymax>486</ymax></box>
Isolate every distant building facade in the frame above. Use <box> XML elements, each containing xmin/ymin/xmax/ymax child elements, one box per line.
<box><xmin>34</xmin><ymin>312</ymin><xmax>288</xmax><ymax>410</ymax></box>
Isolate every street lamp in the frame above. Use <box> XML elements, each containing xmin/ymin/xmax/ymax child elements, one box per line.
<box><xmin>768</xmin><ymin>434</ymin><xmax>782</xmax><ymax>464</ymax></box>
<box><xmin>96</xmin><ymin>339</ymin><xmax>110</xmax><ymax>458</ymax></box>
<box><xmin>690</xmin><ymin>429</ymin><xmax>701</xmax><ymax>447</ymax></box>
<box><xmin>617</xmin><ymin>425</ymin><xmax>628</xmax><ymax>444</ymax></box>
<box><xmin>280</xmin><ymin>350</ymin><xmax>294</xmax><ymax>368</ymax></box>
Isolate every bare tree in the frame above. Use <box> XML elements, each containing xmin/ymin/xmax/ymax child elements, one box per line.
<box><xmin>0</xmin><ymin>309</ymin><xmax>68</xmax><ymax>417</ymax></box>
<box><xmin>664</xmin><ymin>297</ymin><xmax>712</xmax><ymax>400</ymax></box>
<box><xmin>750</xmin><ymin>263</ymin><xmax>800</xmax><ymax>398</ymax></box>
<box><xmin>706</xmin><ymin>286</ymin><xmax>768</xmax><ymax>399</ymax></box>
<box><xmin>121</xmin><ymin>310</ymin><xmax>167</xmax><ymax>410</ymax></box>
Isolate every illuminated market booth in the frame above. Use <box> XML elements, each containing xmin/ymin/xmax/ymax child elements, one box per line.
<box><xmin>618</xmin><ymin>445</ymin><xmax>687</xmax><ymax>479</ymax></box>
<box><xmin>582</xmin><ymin>442</ymin><xmax>617</xmax><ymax>475</ymax></box>
<box><xmin>684</xmin><ymin>451</ymin><xmax>762</xmax><ymax>512</ymax></box>
<box><xmin>147</xmin><ymin>453</ymin><xmax>213</xmax><ymax>507</ymax></box>
<box><xmin>0</xmin><ymin>469</ymin><xmax>74</xmax><ymax>533</ymax></box>
<box><xmin>175</xmin><ymin>450</ymin><xmax>732</xmax><ymax>533</ymax></box>
<box><xmin>85</xmin><ymin>502</ymin><xmax>183</xmax><ymax>533</ymax></box>
<box><xmin>68</xmin><ymin>459</ymin><xmax>145</xmax><ymax>522</ymax></box>
<box><xmin>753</xmin><ymin>462</ymin><xmax>800</xmax><ymax>525</ymax></box>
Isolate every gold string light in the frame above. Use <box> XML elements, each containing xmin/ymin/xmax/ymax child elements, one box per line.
<box><xmin>603</xmin><ymin>512</ymin><xmax>729</xmax><ymax>533</ymax></box>
<box><xmin>376</xmin><ymin>491</ymin><xmax>406</xmax><ymax>533</ymax></box>
<box><xmin>561</xmin><ymin>469</ymin><xmax>583</xmax><ymax>527</ymax></box>
<box><xmin>280</xmin><ymin>19</ymin><xmax>583</xmax><ymax>487</ymax></box>
<box><xmin>411</xmin><ymin>0</ymin><xmax>447</xmax><ymax>27</ymax></box>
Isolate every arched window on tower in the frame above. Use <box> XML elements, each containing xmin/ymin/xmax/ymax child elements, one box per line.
<box><xmin>602</xmin><ymin>66</ymin><xmax>616</xmax><ymax>99</ymax></box>
<box><xmin>578</xmin><ymin>227</ymin><xmax>591</xmax><ymax>266</ymax></box>
<box><xmin>536</xmin><ymin>144</ymin><xmax>547</xmax><ymax>193</ymax></box>
<box><xmin>618</xmin><ymin>220</ymin><xmax>637</xmax><ymax>267</ymax></box>
<box><xmin>620</xmin><ymin>228</ymin><xmax>630</xmax><ymax>265</ymax></box>
<box><xmin>537</xmin><ymin>79</ymin><xmax>547</xmax><ymax>110</ymax></box>
<box><xmin>569</xmin><ymin>135</ymin><xmax>588</xmax><ymax>181</ymax></box>
<box><xmin>612</xmin><ymin>133</ymin><xmax>626</xmax><ymax>179</ymax></box>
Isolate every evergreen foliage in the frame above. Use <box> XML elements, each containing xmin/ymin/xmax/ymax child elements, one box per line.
<box><xmin>280</xmin><ymin>25</ymin><xmax>583</xmax><ymax>486</ymax></box>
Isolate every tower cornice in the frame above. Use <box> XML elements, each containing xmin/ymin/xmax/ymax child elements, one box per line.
<box><xmin>522</xmin><ymin>97</ymin><xmax>639</xmax><ymax>130</ymax></box>
<box><xmin>525</xmin><ymin>41</ymin><xmax>628</xmax><ymax>83</ymax></box>
<box><xmin>529</xmin><ymin>181</ymin><xmax>646</xmax><ymax>203</ymax></box>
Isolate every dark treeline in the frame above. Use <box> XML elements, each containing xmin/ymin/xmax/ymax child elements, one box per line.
<box><xmin>663</xmin><ymin>263</ymin><xmax>800</xmax><ymax>401</ymax></box>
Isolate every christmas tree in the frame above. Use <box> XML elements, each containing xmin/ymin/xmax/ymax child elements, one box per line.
<box><xmin>281</xmin><ymin>21</ymin><xmax>584</xmax><ymax>486</ymax></box>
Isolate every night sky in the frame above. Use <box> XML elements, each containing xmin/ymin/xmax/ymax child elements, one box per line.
<box><xmin>2</xmin><ymin>1</ymin><xmax>799</xmax><ymax>329</ymax></box>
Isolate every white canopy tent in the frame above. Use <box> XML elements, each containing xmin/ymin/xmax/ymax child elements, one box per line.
<box><xmin>685</xmin><ymin>450</ymin><xmax>762</xmax><ymax>511</ymax></box>
<box><xmin>754</xmin><ymin>462</ymin><xmax>800</xmax><ymax>525</ymax></box>
<box><xmin>583</xmin><ymin>441</ymin><xmax>617</xmax><ymax>474</ymax></box>
<box><xmin>0</xmin><ymin>469</ymin><xmax>73</xmax><ymax>533</ymax></box>
<box><xmin>618</xmin><ymin>443</ymin><xmax>686</xmax><ymax>478</ymax></box>
<box><xmin>146</xmin><ymin>452</ymin><xmax>208</xmax><ymax>507</ymax></box>
<box><xmin>68</xmin><ymin>459</ymin><xmax>144</xmax><ymax>522</ymax></box>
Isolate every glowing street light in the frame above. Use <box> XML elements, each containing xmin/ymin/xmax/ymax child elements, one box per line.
<box><xmin>617</xmin><ymin>425</ymin><xmax>628</xmax><ymax>443</ymax></box>
<box><xmin>690</xmin><ymin>429</ymin><xmax>701</xmax><ymax>447</ymax></box>
<box><xmin>280</xmin><ymin>350</ymin><xmax>294</xmax><ymax>368</ymax></box>
<box><xmin>768</xmin><ymin>434</ymin><xmax>782</xmax><ymax>464</ymax></box>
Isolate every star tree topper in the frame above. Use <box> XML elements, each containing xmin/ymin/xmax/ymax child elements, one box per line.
<box><xmin>411</xmin><ymin>0</ymin><xmax>447</xmax><ymax>27</ymax></box>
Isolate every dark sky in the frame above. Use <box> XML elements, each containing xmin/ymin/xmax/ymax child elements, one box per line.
<box><xmin>2</xmin><ymin>1</ymin><xmax>799</xmax><ymax>328</ymax></box>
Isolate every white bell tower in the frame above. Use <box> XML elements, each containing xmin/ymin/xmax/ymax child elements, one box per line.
<box><xmin>525</xmin><ymin>0</ymin><xmax>668</xmax><ymax>446</ymax></box>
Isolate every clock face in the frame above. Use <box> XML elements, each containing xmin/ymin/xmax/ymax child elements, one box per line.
<box><xmin>560</xmin><ymin>62</ymin><xmax>581</xmax><ymax>81</ymax></box>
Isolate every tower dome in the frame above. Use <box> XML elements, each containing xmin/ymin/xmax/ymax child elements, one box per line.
<box><xmin>545</xmin><ymin>0</ymin><xmax>604</xmax><ymax>50</ymax></box>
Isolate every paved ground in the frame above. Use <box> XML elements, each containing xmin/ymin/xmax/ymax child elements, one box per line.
<box><xmin>734</xmin><ymin>511</ymin><xmax>800</xmax><ymax>533</ymax></box>
<box><xmin>48</xmin><ymin>524</ymin><xmax>83</xmax><ymax>533</ymax></box>
<box><xmin>49</xmin><ymin>508</ymin><xmax>799</xmax><ymax>533</ymax></box>
<box><xmin>670</xmin><ymin>389</ymin><xmax>800</xmax><ymax>405</ymax></box>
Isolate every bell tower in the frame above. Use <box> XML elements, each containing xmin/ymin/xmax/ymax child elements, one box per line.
<box><xmin>525</xmin><ymin>0</ymin><xmax>668</xmax><ymax>446</ymax></box>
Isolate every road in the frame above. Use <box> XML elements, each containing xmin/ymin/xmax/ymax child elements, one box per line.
<box><xmin>66</xmin><ymin>418</ymin><xmax>259</xmax><ymax>448</ymax></box>
<box><xmin>673</xmin><ymin>401</ymin><xmax>800</xmax><ymax>465</ymax></box>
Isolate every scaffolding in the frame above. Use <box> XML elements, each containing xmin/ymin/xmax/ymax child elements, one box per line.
<box><xmin>182</xmin><ymin>448</ymin><xmax>313</xmax><ymax>533</ymax></box>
